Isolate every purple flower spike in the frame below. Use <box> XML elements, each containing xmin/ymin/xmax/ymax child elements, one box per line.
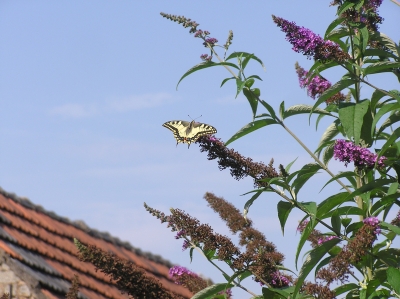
<box><xmin>169</xmin><ymin>266</ymin><xmax>196</xmax><ymax>279</ymax></box>
<box><xmin>363</xmin><ymin>216</ymin><xmax>381</xmax><ymax>235</ymax></box>
<box><xmin>272</xmin><ymin>15</ymin><xmax>349</xmax><ymax>62</ymax></box>
<box><xmin>333</xmin><ymin>140</ymin><xmax>386</xmax><ymax>169</ymax></box>
<box><xmin>317</xmin><ymin>235</ymin><xmax>338</xmax><ymax>245</ymax></box>
<box><xmin>270</xmin><ymin>271</ymin><xmax>291</xmax><ymax>287</ymax></box>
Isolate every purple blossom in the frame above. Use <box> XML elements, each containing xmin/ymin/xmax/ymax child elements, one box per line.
<box><xmin>296</xmin><ymin>65</ymin><xmax>332</xmax><ymax>100</ymax></box>
<box><xmin>175</xmin><ymin>230</ymin><xmax>186</xmax><ymax>239</ymax></box>
<box><xmin>363</xmin><ymin>216</ymin><xmax>381</xmax><ymax>235</ymax></box>
<box><xmin>200</xmin><ymin>54</ymin><xmax>212</xmax><ymax>61</ymax></box>
<box><xmin>333</xmin><ymin>139</ymin><xmax>386</xmax><ymax>169</ymax></box>
<box><xmin>182</xmin><ymin>240</ymin><xmax>190</xmax><ymax>251</ymax></box>
<box><xmin>270</xmin><ymin>271</ymin><xmax>291</xmax><ymax>287</ymax></box>
<box><xmin>169</xmin><ymin>266</ymin><xmax>196</xmax><ymax>280</ymax></box>
<box><xmin>203</xmin><ymin>37</ymin><xmax>218</xmax><ymax>47</ymax></box>
<box><xmin>272</xmin><ymin>15</ymin><xmax>348</xmax><ymax>62</ymax></box>
<box><xmin>194</xmin><ymin>30</ymin><xmax>203</xmax><ymax>37</ymax></box>
<box><xmin>317</xmin><ymin>235</ymin><xmax>338</xmax><ymax>245</ymax></box>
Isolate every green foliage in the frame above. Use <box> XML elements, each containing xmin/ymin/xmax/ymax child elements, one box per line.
<box><xmin>157</xmin><ymin>2</ymin><xmax>400</xmax><ymax>299</ymax></box>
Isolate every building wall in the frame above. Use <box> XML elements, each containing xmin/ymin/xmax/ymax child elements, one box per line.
<box><xmin>0</xmin><ymin>263</ymin><xmax>36</xmax><ymax>299</ymax></box>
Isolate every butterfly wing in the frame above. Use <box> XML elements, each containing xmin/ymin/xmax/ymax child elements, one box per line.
<box><xmin>162</xmin><ymin>120</ymin><xmax>192</xmax><ymax>146</ymax></box>
<box><xmin>163</xmin><ymin>120</ymin><xmax>217</xmax><ymax>148</ymax></box>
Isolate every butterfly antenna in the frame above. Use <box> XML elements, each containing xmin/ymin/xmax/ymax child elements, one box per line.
<box><xmin>188</xmin><ymin>114</ymin><xmax>202</xmax><ymax>121</ymax></box>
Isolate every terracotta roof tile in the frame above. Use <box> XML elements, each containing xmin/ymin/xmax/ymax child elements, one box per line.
<box><xmin>0</xmin><ymin>189</ymin><xmax>192</xmax><ymax>299</ymax></box>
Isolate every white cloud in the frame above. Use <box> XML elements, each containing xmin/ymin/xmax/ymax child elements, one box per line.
<box><xmin>49</xmin><ymin>103</ymin><xmax>98</xmax><ymax>118</ymax></box>
<box><xmin>49</xmin><ymin>92</ymin><xmax>174</xmax><ymax>118</ymax></box>
<box><xmin>106</xmin><ymin>92</ymin><xmax>174</xmax><ymax>112</ymax></box>
<box><xmin>215</xmin><ymin>94</ymin><xmax>246</xmax><ymax>105</ymax></box>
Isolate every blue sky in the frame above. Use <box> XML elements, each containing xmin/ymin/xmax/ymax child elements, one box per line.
<box><xmin>1</xmin><ymin>1</ymin><xmax>399</xmax><ymax>297</ymax></box>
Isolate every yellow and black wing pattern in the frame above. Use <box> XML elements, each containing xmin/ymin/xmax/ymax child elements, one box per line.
<box><xmin>162</xmin><ymin>120</ymin><xmax>217</xmax><ymax>148</ymax></box>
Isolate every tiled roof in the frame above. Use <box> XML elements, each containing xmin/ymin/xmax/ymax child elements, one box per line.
<box><xmin>0</xmin><ymin>188</ymin><xmax>192</xmax><ymax>299</ymax></box>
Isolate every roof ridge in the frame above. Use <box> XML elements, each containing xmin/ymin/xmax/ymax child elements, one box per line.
<box><xmin>0</xmin><ymin>187</ymin><xmax>174</xmax><ymax>268</ymax></box>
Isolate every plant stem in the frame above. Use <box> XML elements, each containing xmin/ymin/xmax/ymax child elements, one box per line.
<box><xmin>190</xmin><ymin>242</ymin><xmax>258</xmax><ymax>297</ymax></box>
<box><xmin>206</xmin><ymin>43</ymin><xmax>353</xmax><ymax>194</ymax></box>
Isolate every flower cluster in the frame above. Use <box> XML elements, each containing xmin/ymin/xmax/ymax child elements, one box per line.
<box><xmin>200</xmin><ymin>54</ymin><xmax>212</xmax><ymax>61</ymax></box>
<box><xmin>66</xmin><ymin>275</ymin><xmax>80</xmax><ymax>299</ymax></box>
<box><xmin>391</xmin><ymin>211</ymin><xmax>400</xmax><ymax>227</ymax></box>
<box><xmin>169</xmin><ymin>266</ymin><xmax>233</xmax><ymax>297</ymax></box>
<box><xmin>330</xmin><ymin>0</ymin><xmax>383</xmax><ymax>32</ymax></box>
<box><xmin>297</xmin><ymin>220</ymin><xmax>340</xmax><ymax>249</ymax></box>
<box><xmin>269</xmin><ymin>271</ymin><xmax>291</xmax><ymax>287</ymax></box>
<box><xmin>205</xmin><ymin>192</ymin><xmax>291</xmax><ymax>287</ymax></box>
<box><xmin>333</xmin><ymin>139</ymin><xmax>386</xmax><ymax>168</ymax></box>
<box><xmin>317</xmin><ymin>235</ymin><xmax>338</xmax><ymax>245</ymax></box>
<box><xmin>295</xmin><ymin>63</ymin><xmax>345</xmax><ymax>104</ymax></box>
<box><xmin>316</xmin><ymin>217</ymin><xmax>381</xmax><ymax>286</ymax></box>
<box><xmin>363</xmin><ymin>216</ymin><xmax>381</xmax><ymax>235</ymax></box>
<box><xmin>75</xmin><ymin>239</ymin><xmax>184</xmax><ymax>299</ymax></box>
<box><xmin>197</xmin><ymin>135</ymin><xmax>280</xmax><ymax>187</ymax></box>
<box><xmin>272</xmin><ymin>15</ymin><xmax>350</xmax><ymax>62</ymax></box>
<box><xmin>160</xmin><ymin>12</ymin><xmax>199</xmax><ymax>33</ymax></box>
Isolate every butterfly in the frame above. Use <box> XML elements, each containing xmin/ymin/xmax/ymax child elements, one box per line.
<box><xmin>162</xmin><ymin>120</ymin><xmax>217</xmax><ymax>148</ymax></box>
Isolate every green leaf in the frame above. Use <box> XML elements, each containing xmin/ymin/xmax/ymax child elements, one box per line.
<box><xmin>293</xmin><ymin>238</ymin><xmax>341</xmax><ymax>299</ymax></box>
<box><xmin>316</xmin><ymin>192</ymin><xmax>350</xmax><ymax>218</ymax></box>
<box><xmin>380</xmin><ymin>222</ymin><xmax>400</xmax><ymax>235</ymax></box>
<box><xmin>245</xmin><ymin>78</ymin><xmax>255</xmax><ymax>88</ymax></box>
<box><xmin>315</xmin><ymin>121</ymin><xmax>339</xmax><ymax>156</ymax></box>
<box><xmin>292</xmin><ymin>163</ymin><xmax>322</xmax><ymax>195</ymax></box>
<box><xmin>177</xmin><ymin>61</ymin><xmax>240</xmax><ymax>89</ymax></box>
<box><xmin>279</xmin><ymin>101</ymin><xmax>285</xmax><ymax>120</ymax></box>
<box><xmin>371</xmin><ymin>89</ymin><xmax>387</xmax><ymax>112</ymax></box>
<box><xmin>243</xmin><ymin>190</ymin><xmax>263</xmax><ymax>221</ymax></box>
<box><xmin>334</xmin><ymin>283</ymin><xmax>358</xmax><ymax>296</ymax></box>
<box><xmin>236</xmin><ymin>78</ymin><xmax>246</xmax><ymax>98</ymax></box>
<box><xmin>372</xmin><ymin>32</ymin><xmax>400</xmax><ymax>56</ymax></box>
<box><xmin>226</xmin><ymin>51</ymin><xmax>265</xmax><ymax>69</ymax></box>
<box><xmin>277</xmin><ymin>201</ymin><xmax>294</xmax><ymax>235</ymax></box>
<box><xmin>300</xmin><ymin>202</ymin><xmax>317</xmax><ymax>222</ymax></box>
<box><xmin>204</xmin><ymin>249</ymin><xmax>216</xmax><ymax>260</ymax></box>
<box><xmin>322</xmin><ymin>142</ymin><xmax>335</xmax><ymax>165</ymax></box>
<box><xmin>338</xmin><ymin>100</ymin><xmax>370</xmax><ymax>144</ymax></box>
<box><xmin>262</xmin><ymin>288</ymin><xmax>286</xmax><ymax>299</ymax></box>
<box><xmin>371</xmin><ymin>193</ymin><xmax>400</xmax><ymax>215</ymax></box>
<box><xmin>338</xmin><ymin>1</ymin><xmax>355</xmax><ymax>15</ymax></box>
<box><xmin>377</xmin><ymin>126</ymin><xmax>400</xmax><ymax>162</ymax></box>
<box><xmin>225</xmin><ymin>119</ymin><xmax>278</xmax><ymax>146</ymax></box>
<box><xmin>322</xmin><ymin>206</ymin><xmax>364</xmax><ymax>219</ymax></box>
<box><xmin>349</xmin><ymin>179</ymin><xmax>393</xmax><ymax>199</ymax></box>
<box><xmin>283</xmin><ymin>104</ymin><xmax>332</xmax><ymax>119</ymax></box>
<box><xmin>371</xmin><ymin>103</ymin><xmax>400</xmax><ymax>137</ymax></box>
<box><xmin>363</xmin><ymin>61</ymin><xmax>400</xmax><ymax>75</ymax></box>
<box><xmin>320</xmin><ymin>171</ymin><xmax>357</xmax><ymax>192</ymax></box>
<box><xmin>243</xmin><ymin>88</ymin><xmax>258</xmax><ymax>119</ymax></box>
<box><xmin>364</xmin><ymin>49</ymin><xmax>398</xmax><ymax>60</ymax></box>
<box><xmin>285</xmin><ymin>157</ymin><xmax>298</xmax><ymax>173</ymax></box>
<box><xmin>377</xmin><ymin>111</ymin><xmax>400</xmax><ymax>137</ymax></box>
<box><xmin>259</xmin><ymin>99</ymin><xmax>277</xmax><ymax>120</ymax></box>
<box><xmin>190</xmin><ymin>247</ymin><xmax>194</xmax><ymax>262</ymax></box>
<box><xmin>331</xmin><ymin>210</ymin><xmax>341</xmax><ymax>234</ymax></box>
<box><xmin>295</xmin><ymin>220</ymin><xmax>314</xmax><ymax>269</ymax></box>
<box><xmin>356</xmin><ymin>23</ymin><xmax>369</xmax><ymax>53</ymax></box>
<box><xmin>315</xmin><ymin>256</ymin><xmax>333</xmax><ymax>276</ymax></box>
<box><xmin>247</xmin><ymin>74</ymin><xmax>263</xmax><ymax>81</ymax></box>
<box><xmin>312</xmin><ymin>79</ymin><xmax>356</xmax><ymax>111</ymax></box>
<box><xmin>324</xmin><ymin>18</ymin><xmax>345</xmax><ymax>38</ymax></box>
<box><xmin>242</xmin><ymin>53</ymin><xmax>254</xmax><ymax>70</ymax></box>
<box><xmin>220</xmin><ymin>77</ymin><xmax>235</xmax><ymax>88</ymax></box>
<box><xmin>191</xmin><ymin>283</ymin><xmax>235</xmax><ymax>299</ymax></box>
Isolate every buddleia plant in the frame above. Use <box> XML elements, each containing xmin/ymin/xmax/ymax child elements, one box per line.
<box><xmin>144</xmin><ymin>2</ymin><xmax>400</xmax><ymax>298</ymax></box>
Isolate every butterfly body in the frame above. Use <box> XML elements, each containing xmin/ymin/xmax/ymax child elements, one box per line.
<box><xmin>163</xmin><ymin>120</ymin><xmax>217</xmax><ymax>148</ymax></box>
